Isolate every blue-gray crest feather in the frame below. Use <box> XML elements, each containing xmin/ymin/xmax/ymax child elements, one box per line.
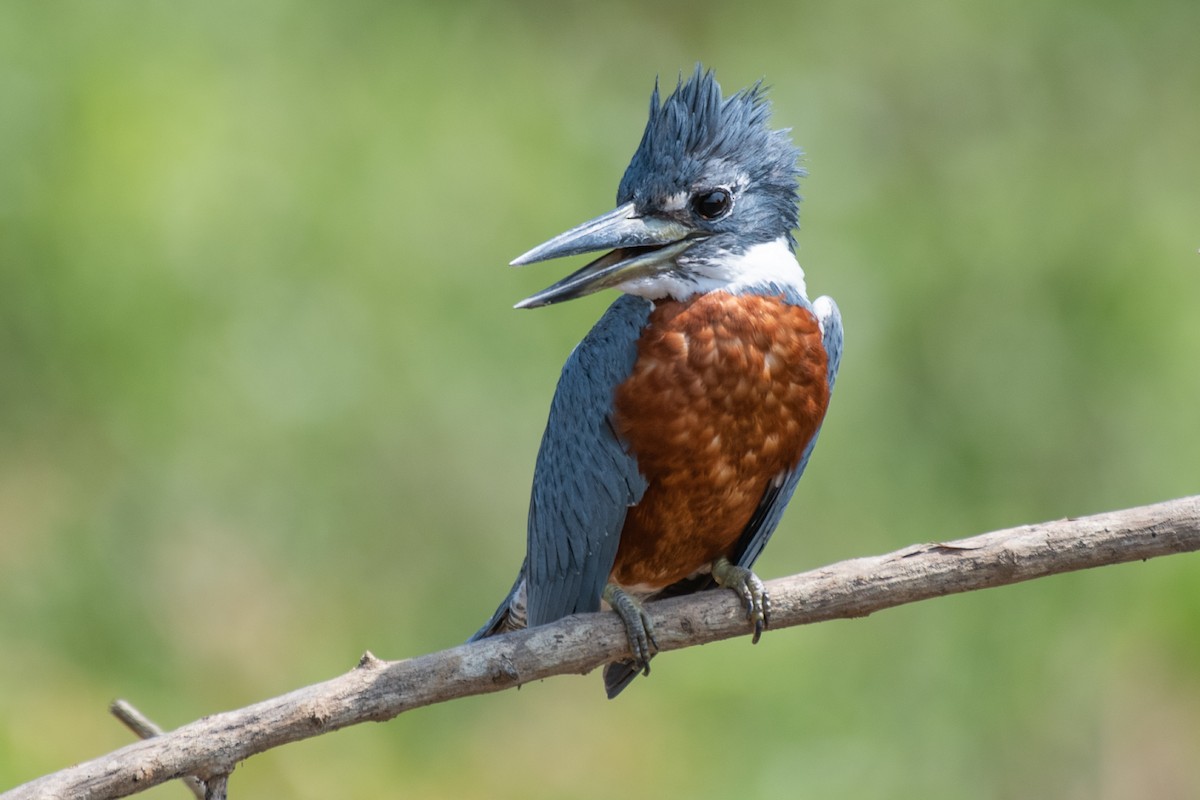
<box><xmin>617</xmin><ymin>66</ymin><xmax>803</xmax><ymax>247</ymax></box>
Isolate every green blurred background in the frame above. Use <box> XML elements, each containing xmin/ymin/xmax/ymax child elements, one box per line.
<box><xmin>2</xmin><ymin>1</ymin><xmax>1198</xmax><ymax>797</ymax></box>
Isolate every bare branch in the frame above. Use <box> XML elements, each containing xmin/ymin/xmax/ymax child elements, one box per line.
<box><xmin>109</xmin><ymin>700</ymin><xmax>164</xmax><ymax>742</ymax></box>
<box><xmin>109</xmin><ymin>700</ymin><xmax>206</xmax><ymax>800</ymax></box>
<box><xmin>201</xmin><ymin>774</ymin><xmax>227</xmax><ymax>800</ymax></box>
<box><xmin>5</xmin><ymin>495</ymin><xmax>1199</xmax><ymax>800</ymax></box>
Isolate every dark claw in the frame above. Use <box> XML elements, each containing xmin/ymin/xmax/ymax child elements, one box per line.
<box><xmin>712</xmin><ymin>557</ymin><xmax>770</xmax><ymax>644</ymax></box>
<box><xmin>756</xmin><ymin>589</ymin><xmax>772</xmax><ymax>643</ymax></box>
<box><xmin>603</xmin><ymin>584</ymin><xmax>658</xmax><ymax>674</ymax></box>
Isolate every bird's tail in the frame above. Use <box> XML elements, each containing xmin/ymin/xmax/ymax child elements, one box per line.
<box><xmin>603</xmin><ymin>661</ymin><xmax>642</xmax><ymax>698</ymax></box>
<box><xmin>469</xmin><ymin>566</ymin><xmax>527</xmax><ymax>642</ymax></box>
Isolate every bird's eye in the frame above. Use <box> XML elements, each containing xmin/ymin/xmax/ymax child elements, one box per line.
<box><xmin>691</xmin><ymin>188</ymin><xmax>732</xmax><ymax>220</ymax></box>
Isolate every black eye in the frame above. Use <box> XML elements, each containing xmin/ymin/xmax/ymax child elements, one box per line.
<box><xmin>691</xmin><ymin>188</ymin><xmax>732</xmax><ymax>220</ymax></box>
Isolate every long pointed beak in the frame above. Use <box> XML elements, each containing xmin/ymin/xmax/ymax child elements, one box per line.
<box><xmin>511</xmin><ymin>202</ymin><xmax>694</xmax><ymax>309</ymax></box>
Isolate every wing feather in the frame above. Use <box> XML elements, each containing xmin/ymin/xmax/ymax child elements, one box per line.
<box><xmin>524</xmin><ymin>295</ymin><xmax>651</xmax><ymax>626</ymax></box>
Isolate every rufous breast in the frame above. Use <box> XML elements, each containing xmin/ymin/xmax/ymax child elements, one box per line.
<box><xmin>608</xmin><ymin>291</ymin><xmax>830</xmax><ymax>590</ymax></box>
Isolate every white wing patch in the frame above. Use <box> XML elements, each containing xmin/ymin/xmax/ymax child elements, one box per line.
<box><xmin>814</xmin><ymin>295</ymin><xmax>837</xmax><ymax>337</ymax></box>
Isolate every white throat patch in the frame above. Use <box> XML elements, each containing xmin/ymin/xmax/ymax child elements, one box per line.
<box><xmin>618</xmin><ymin>236</ymin><xmax>808</xmax><ymax>302</ymax></box>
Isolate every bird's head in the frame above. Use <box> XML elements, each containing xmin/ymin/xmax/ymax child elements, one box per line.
<box><xmin>513</xmin><ymin>66</ymin><xmax>804</xmax><ymax>309</ymax></box>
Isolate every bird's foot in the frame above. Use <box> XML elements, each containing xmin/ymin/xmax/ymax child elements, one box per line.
<box><xmin>602</xmin><ymin>583</ymin><xmax>658</xmax><ymax>676</ymax></box>
<box><xmin>712</xmin><ymin>557</ymin><xmax>770</xmax><ymax>644</ymax></box>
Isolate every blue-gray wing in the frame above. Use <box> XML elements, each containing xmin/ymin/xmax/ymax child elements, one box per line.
<box><xmin>471</xmin><ymin>295</ymin><xmax>650</xmax><ymax>641</ymax></box>
<box><xmin>523</xmin><ymin>295</ymin><xmax>651</xmax><ymax>626</ymax></box>
<box><xmin>731</xmin><ymin>295</ymin><xmax>843</xmax><ymax>568</ymax></box>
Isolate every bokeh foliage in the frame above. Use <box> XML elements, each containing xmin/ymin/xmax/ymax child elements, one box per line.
<box><xmin>2</xmin><ymin>1</ymin><xmax>1198</xmax><ymax>797</ymax></box>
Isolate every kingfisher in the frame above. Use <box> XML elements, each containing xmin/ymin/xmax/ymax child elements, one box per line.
<box><xmin>471</xmin><ymin>67</ymin><xmax>843</xmax><ymax>698</ymax></box>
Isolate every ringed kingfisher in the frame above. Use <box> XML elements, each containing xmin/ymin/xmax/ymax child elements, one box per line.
<box><xmin>472</xmin><ymin>66</ymin><xmax>843</xmax><ymax>698</ymax></box>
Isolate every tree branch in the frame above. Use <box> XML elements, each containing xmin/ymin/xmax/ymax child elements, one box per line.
<box><xmin>6</xmin><ymin>495</ymin><xmax>1199</xmax><ymax>800</ymax></box>
<box><xmin>108</xmin><ymin>700</ymin><xmax>206</xmax><ymax>800</ymax></box>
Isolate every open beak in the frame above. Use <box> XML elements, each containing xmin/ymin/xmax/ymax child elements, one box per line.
<box><xmin>511</xmin><ymin>201</ymin><xmax>694</xmax><ymax>309</ymax></box>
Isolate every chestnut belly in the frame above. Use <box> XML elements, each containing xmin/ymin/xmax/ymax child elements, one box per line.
<box><xmin>608</xmin><ymin>291</ymin><xmax>830</xmax><ymax>590</ymax></box>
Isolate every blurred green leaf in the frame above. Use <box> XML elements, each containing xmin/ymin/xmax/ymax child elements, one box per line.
<box><xmin>2</xmin><ymin>1</ymin><xmax>1199</xmax><ymax>797</ymax></box>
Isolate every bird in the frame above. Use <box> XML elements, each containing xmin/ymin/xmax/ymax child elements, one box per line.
<box><xmin>471</xmin><ymin>66</ymin><xmax>843</xmax><ymax>698</ymax></box>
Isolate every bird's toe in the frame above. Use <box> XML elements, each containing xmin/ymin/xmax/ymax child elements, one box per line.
<box><xmin>712</xmin><ymin>557</ymin><xmax>771</xmax><ymax>644</ymax></box>
<box><xmin>603</xmin><ymin>583</ymin><xmax>658</xmax><ymax>673</ymax></box>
